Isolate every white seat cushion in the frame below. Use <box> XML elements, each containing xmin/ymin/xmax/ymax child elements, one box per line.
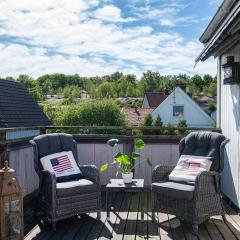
<box><xmin>56</xmin><ymin>179</ymin><xmax>97</xmax><ymax>196</ymax></box>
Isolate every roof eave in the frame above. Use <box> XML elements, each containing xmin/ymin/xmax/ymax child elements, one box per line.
<box><xmin>196</xmin><ymin>0</ymin><xmax>240</xmax><ymax>63</ymax></box>
<box><xmin>200</xmin><ymin>0</ymin><xmax>236</xmax><ymax>43</ymax></box>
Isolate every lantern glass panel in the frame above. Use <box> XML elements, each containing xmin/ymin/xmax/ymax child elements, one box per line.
<box><xmin>224</xmin><ymin>66</ymin><xmax>232</xmax><ymax>79</ymax></box>
<box><xmin>4</xmin><ymin>198</ymin><xmax>21</xmax><ymax>238</ymax></box>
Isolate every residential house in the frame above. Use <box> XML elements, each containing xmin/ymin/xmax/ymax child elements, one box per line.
<box><xmin>196</xmin><ymin>0</ymin><xmax>240</xmax><ymax>208</ymax></box>
<box><xmin>0</xmin><ymin>79</ymin><xmax>51</xmax><ymax>140</ymax></box>
<box><xmin>122</xmin><ymin>108</ymin><xmax>153</xmax><ymax>127</ymax></box>
<box><xmin>143</xmin><ymin>86</ymin><xmax>215</xmax><ymax>128</ymax></box>
<box><xmin>142</xmin><ymin>92</ymin><xmax>168</xmax><ymax>108</ymax></box>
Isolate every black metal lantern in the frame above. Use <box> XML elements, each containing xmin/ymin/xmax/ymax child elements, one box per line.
<box><xmin>222</xmin><ymin>56</ymin><xmax>240</xmax><ymax>85</ymax></box>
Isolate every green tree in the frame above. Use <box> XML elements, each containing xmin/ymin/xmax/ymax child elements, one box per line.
<box><xmin>189</xmin><ymin>75</ymin><xmax>204</xmax><ymax>93</ymax></box>
<box><xmin>142</xmin><ymin>113</ymin><xmax>153</xmax><ymax>135</ymax></box>
<box><xmin>140</xmin><ymin>71</ymin><xmax>161</xmax><ymax>92</ymax></box>
<box><xmin>207</xmin><ymin>101</ymin><xmax>216</xmax><ymax>112</ymax></box>
<box><xmin>63</xmin><ymin>85</ymin><xmax>80</xmax><ymax>101</ymax></box>
<box><xmin>143</xmin><ymin>113</ymin><xmax>153</xmax><ymax>126</ymax></box>
<box><xmin>177</xmin><ymin>120</ymin><xmax>188</xmax><ymax>135</ymax></box>
<box><xmin>153</xmin><ymin>114</ymin><xmax>163</xmax><ymax>135</ymax></box>
<box><xmin>17</xmin><ymin>74</ymin><xmax>33</xmax><ymax>83</ymax></box>
<box><xmin>16</xmin><ymin>74</ymin><xmax>44</xmax><ymax>101</ymax></box>
<box><xmin>203</xmin><ymin>74</ymin><xmax>213</xmax><ymax>86</ymax></box>
<box><xmin>96</xmin><ymin>82</ymin><xmax>115</xmax><ymax>98</ymax></box>
<box><xmin>165</xmin><ymin>123</ymin><xmax>176</xmax><ymax>135</ymax></box>
<box><xmin>5</xmin><ymin>76</ymin><xmax>15</xmax><ymax>81</ymax></box>
<box><xmin>205</xmin><ymin>77</ymin><xmax>217</xmax><ymax>96</ymax></box>
<box><xmin>78</xmin><ymin>100</ymin><xmax>126</xmax><ymax>126</ymax></box>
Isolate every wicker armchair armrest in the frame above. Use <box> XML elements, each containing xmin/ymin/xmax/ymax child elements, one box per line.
<box><xmin>39</xmin><ymin>170</ymin><xmax>57</xmax><ymax>212</ymax></box>
<box><xmin>40</xmin><ymin>170</ymin><xmax>56</xmax><ymax>189</ymax></box>
<box><xmin>194</xmin><ymin>171</ymin><xmax>220</xmax><ymax>197</ymax></box>
<box><xmin>80</xmin><ymin>165</ymin><xmax>100</xmax><ymax>184</ymax></box>
<box><xmin>152</xmin><ymin>165</ymin><xmax>175</xmax><ymax>183</ymax></box>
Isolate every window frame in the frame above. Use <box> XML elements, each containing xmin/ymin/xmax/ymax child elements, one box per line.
<box><xmin>172</xmin><ymin>105</ymin><xmax>184</xmax><ymax>117</ymax></box>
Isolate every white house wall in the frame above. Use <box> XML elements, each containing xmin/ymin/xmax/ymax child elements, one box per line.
<box><xmin>142</xmin><ymin>95</ymin><xmax>149</xmax><ymax>108</ymax></box>
<box><xmin>151</xmin><ymin>87</ymin><xmax>215</xmax><ymax>128</ymax></box>
<box><xmin>219</xmin><ymin>44</ymin><xmax>240</xmax><ymax>207</ymax></box>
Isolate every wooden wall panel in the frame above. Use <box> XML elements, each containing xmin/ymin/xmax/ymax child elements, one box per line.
<box><xmin>9</xmin><ymin>147</ymin><xmax>39</xmax><ymax>196</ymax></box>
<box><xmin>6</xmin><ymin>142</ymin><xmax>180</xmax><ymax>197</ymax></box>
<box><xmin>77</xmin><ymin>143</ymin><xmax>126</xmax><ymax>185</ymax></box>
<box><xmin>135</xmin><ymin>143</ymin><xmax>179</xmax><ymax>186</ymax></box>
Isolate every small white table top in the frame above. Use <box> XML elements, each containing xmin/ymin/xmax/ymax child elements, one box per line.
<box><xmin>106</xmin><ymin>179</ymin><xmax>144</xmax><ymax>189</ymax></box>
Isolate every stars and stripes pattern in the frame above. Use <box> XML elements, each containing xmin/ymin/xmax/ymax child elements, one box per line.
<box><xmin>188</xmin><ymin>162</ymin><xmax>200</xmax><ymax>174</ymax></box>
<box><xmin>50</xmin><ymin>155</ymin><xmax>72</xmax><ymax>173</ymax></box>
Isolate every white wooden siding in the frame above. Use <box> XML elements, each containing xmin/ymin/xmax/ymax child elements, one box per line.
<box><xmin>219</xmin><ymin>44</ymin><xmax>240</xmax><ymax>207</ymax></box>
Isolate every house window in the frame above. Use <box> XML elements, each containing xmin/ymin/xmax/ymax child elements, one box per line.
<box><xmin>173</xmin><ymin>105</ymin><xmax>184</xmax><ymax>117</ymax></box>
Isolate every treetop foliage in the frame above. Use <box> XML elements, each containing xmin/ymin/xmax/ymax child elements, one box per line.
<box><xmin>6</xmin><ymin>71</ymin><xmax>217</xmax><ymax>102</ymax></box>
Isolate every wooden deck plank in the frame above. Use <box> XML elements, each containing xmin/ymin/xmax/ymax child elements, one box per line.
<box><xmin>204</xmin><ymin>219</ymin><xmax>224</xmax><ymax>240</ymax></box>
<box><xmin>223</xmin><ymin>202</ymin><xmax>240</xmax><ymax>239</ymax></box>
<box><xmin>212</xmin><ymin>216</ymin><xmax>237</xmax><ymax>240</ymax></box>
<box><xmin>181</xmin><ymin>223</ymin><xmax>198</xmax><ymax>240</ymax></box>
<box><xmin>72</xmin><ymin>214</ymin><xmax>97</xmax><ymax>240</ymax></box>
<box><xmin>135</xmin><ymin>191</ymin><xmax>148</xmax><ymax>240</ymax></box>
<box><xmin>111</xmin><ymin>192</ymin><xmax>132</xmax><ymax>239</ymax></box>
<box><xmin>157</xmin><ymin>212</ymin><xmax>173</xmax><ymax>240</ymax></box>
<box><xmin>24</xmin><ymin>192</ymin><xmax>240</xmax><ymax>240</ymax></box>
<box><xmin>98</xmin><ymin>192</ymin><xmax>125</xmax><ymax>239</ymax></box>
<box><xmin>147</xmin><ymin>192</ymin><xmax>160</xmax><ymax>240</ymax></box>
<box><xmin>84</xmin><ymin>192</ymin><xmax>109</xmax><ymax>240</ymax></box>
<box><xmin>223</xmin><ymin>215</ymin><xmax>240</xmax><ymax>240</ymax></box>
<box><xmin>197</xmin><ymin>224</ymin><xmax>211</xmax><ymax>240</ymax></box>
<box><xmin>167</xmin><ymin>215</ymin><xmax>185</xmax><ymax>240</ymax></box>
<box><xmin>48</xmin><ymin>219</ymin><xmax>77</xmax><ymax>240</ymax></box>
<box><xmin>123</xmin><ymin>193</ymin><xmax>139</xmax><ymax>240</ymax></box>
<box><xmin>60</xmin><ymin>215</ymin><xmax>88</xmax><ymax>240</ymax></box>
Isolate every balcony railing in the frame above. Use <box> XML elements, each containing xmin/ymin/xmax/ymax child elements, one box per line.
<box><xmin>0</xmin><ymin>126</ymin><xmax>220</xmax><ymax>198</ymax></box>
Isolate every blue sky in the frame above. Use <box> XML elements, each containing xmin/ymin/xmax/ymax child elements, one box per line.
<box><xmin>0</xmin><ymin>0</ymin><xmax>222</xmax><ymax>78</ymax></box>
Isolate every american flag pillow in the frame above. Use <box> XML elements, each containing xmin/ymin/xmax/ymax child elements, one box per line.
<box><xmin>40</xmin><ymin>151</ymin><xmax>83</xmax><ymax>182</ymax></box>
<box><xmin>169</xmin><ymin>155</ymin><xmax>212</xmax><ymax>185</ymax></box>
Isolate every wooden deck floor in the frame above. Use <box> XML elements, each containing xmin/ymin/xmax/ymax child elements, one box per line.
<box><xmin>24</xmin><ymin>192</ymin><xmax>240</xmax><ymax>240</ymax></box>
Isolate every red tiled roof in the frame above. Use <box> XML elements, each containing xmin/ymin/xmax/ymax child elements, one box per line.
<box><xmin>144</xmin><ymin>92</ymin><xmax>168</xmax><ymax>108</ymax></box>
<box><xmin>122</xmin><ymin>108</ymin><xmax>153</xmax><ymax>127</ymax></box>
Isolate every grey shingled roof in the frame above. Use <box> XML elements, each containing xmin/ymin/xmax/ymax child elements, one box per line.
<box><xmin>0</xmin><ymin>79</ymin><xmax>51</xmax><ymax>128</ymax></box>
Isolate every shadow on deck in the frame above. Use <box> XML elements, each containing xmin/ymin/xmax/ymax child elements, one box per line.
<box><xmin>24</xmin><ymin>192</ymin><xmax>240</xmax><ymax>240</ymax></box>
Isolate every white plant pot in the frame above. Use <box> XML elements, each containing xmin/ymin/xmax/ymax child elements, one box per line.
<box><xmin>122</xmin><ymin>172</ymin><xmax>133</xmax><ymax>184</ymax></box>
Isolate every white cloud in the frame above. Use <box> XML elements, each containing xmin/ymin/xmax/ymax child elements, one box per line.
<box><xmin>131</xmin><ymin>3</ymin><xmax>209</xmax><ymax>27</ymax></box>
<box><xmin>0</xmin><ymin>0</ymin><xmax>216</xmax><ymax>78</ymax></box>
<box><xmin>94</xmin><ymin>5</ymin><xmax>135</xmax><ymax>22</ymax></box>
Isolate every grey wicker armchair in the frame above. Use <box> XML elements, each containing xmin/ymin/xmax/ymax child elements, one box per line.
<box><xmin>151</xmin><ymin>131</ymin><xmax>229</xmax><ymax>235</ymax></box>
<box><xmin>30</xmin><ymin>133</ymin><xmax>101</xmax><ymax>230</ymax></box>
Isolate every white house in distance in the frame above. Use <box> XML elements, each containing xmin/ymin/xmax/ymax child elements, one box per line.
<box><xmin>196</xmin><ymin>0</ymin><xmax>240</xmax><ymax>208</ymax></box>
<box><xmin>142</xmin><ymin>86</ymin><xmax>215</xmax><ymax>128</ymax></box>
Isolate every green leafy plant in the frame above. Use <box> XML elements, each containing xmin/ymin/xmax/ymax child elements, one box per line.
<box><xmin>177</xmin><ymin>120</ymin><xmax>188</xmax><ymax>135</ymax></box>
<box><xmin>100</xmin><ymin>138</ymin><xmax>152</xmax><ymax>175</ymax></box>
<box><xmin>164</xmin><ymin>123</ymin><xmax>176</xmax><ymax>135</ymax></box>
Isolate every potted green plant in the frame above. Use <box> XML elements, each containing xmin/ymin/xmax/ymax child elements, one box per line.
<box><xmin>100</xmin><ymin>138</ymin><xmax>152</xmax><ymax>184</ymax></box>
